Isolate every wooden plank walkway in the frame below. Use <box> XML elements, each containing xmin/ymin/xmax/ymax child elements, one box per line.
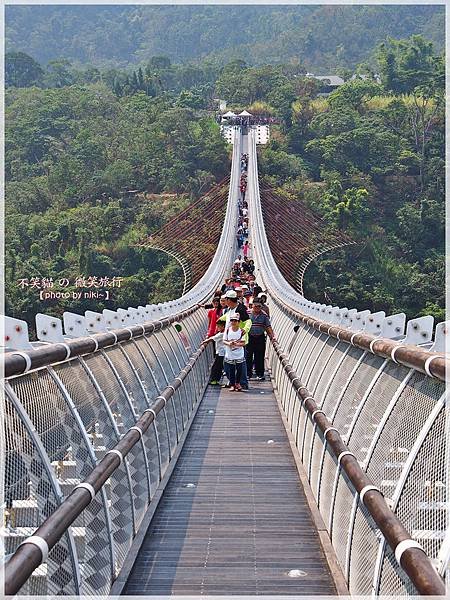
<box><xmin>122</xmin><ymin>378</ymin><xmax>338</xmax><ymax>595</ymax></box>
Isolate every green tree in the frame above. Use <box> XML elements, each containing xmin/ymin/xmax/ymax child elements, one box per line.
<box><xmin>137</xmin><ymin>67</ymin><xmax>145</xmax><ymax>90</ymax></box>
<box><xmin>148</xmin><ymin>56</ymin><xmax>171</xmax><ymax>70</ymax></box>
<box><xmin>5</xmin><ymin>51</ymin><xmax>44</xmax><ymax>87</ymax></box>
<box><xmin>328</xmin><ymin>78</ymin><xmax>382</xmax><ymax>112</ymax></box>
<box><xmin>376</xmin><ymin>35</ymin><xmax>441</xmax><ymax>94</ymax></box>
<box><xmin>406</xmin><ymin>83</ymin><xmax>444</xmax><ymax>192</ymax></box>
<box><xmin>45</xmin><ymin>59</ymin><xmax>76</xmax><ymax>88</ymax></box>
<box><xmin>320</xmin><ymin>180</ymin><xmax>370</xmax><ymax>231</ymax></box>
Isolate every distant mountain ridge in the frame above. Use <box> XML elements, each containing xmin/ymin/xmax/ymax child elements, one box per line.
<box><xmin>5</xmin><ymin>5</ymin><xmax>444</xmax><ymax>70</ymax></box>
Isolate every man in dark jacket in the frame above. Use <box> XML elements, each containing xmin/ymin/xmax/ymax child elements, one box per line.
<box><xmin>247</xmin><ymin>299</ymin><xmax>276</xmax><ymax>381</ymax></box>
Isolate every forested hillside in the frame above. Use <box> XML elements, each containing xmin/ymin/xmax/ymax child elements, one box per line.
<box><xmin>254</xmin><ymin>37</ymin><xmax>445</xmax><ymax>321</ymax></box>
<box><xmin>5</xmin><ymin>26</ymin><xmax>445</xmax><ymax>323</ymax></box>
<box><xmin>6</xmin><ymin>5</ymin><xmax>444</xmax><ymax>71</ymax></box>
<box><xmin>5</xmin><ymin>85</ymin><xmax>229</xmax><ymax>324</ymax></box>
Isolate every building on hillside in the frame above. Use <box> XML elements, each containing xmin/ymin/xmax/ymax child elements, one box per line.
<box><xmin>350</xmin><ymin>73</ymin><xmax>382</xmax><ymax>84</ymax></box>
<box><xmin>254</xmin><ymin>124</ymin><xmax>270</xmax><ymax>145</ymax></box>
<box><xmin>306</xmin><ymin>73</ymin><xmax>345</xmax><ymax>94</ymax></box>
<box><xmin>221</xmin><ymin>110</ymin><xmax>236</xmax><ymax>121</ymax></box>
<box><xmin>220</xmin><ymin>111</ymin><xmax>237</xmax><ymax>143</ymax></box>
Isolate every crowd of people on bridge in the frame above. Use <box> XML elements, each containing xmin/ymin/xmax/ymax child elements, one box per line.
<box><xmin>201</xmin><ymin>152</ymin><xmax>276</xmax><ymax>392</ymax></box>
<box><xmin>240</xmin><ymin>172</ymin><xmax>247</xmax><ymax>202</ymax></box>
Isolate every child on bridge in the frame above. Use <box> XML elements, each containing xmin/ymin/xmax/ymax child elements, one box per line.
<box><xmin>202</xmin><ymin>320</ymin><xmax>226</xmax><ymax>386</ymax></box>
<box><xmin>223</xmin><ymin>312</ymin><xmax>246</xmax><ymax>392</ymax></box>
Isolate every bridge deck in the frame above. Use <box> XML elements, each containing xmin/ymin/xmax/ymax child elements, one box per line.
<box><xmin>122</xmin><ymin>378</ymin><xmax>338</xmax><ymax>595</ymax></box>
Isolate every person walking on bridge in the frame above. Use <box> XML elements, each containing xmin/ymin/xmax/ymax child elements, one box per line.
<box><xmin>202</xmin><ymin>320</ymin><xmax>226</xmax><ymax>386</ymax></box>
<box><xmin>220</xmin><ymin>290</ymin><xmax>251</xmax><ymax>389</ymax></box>
<box><xmin>207</xmin><ymin>296</ymin><xmax>222</xmax><ymax>338</ymax></box>
<box><xmin>222</xmin><ymin>290</ymin><xmax>250</xmax><ymax>327</ymax></box>
<box><xmin>257</xmin><ymin>293</ymin><xmax>270</xmax><ymax>317</ymax></box>
<box><xmin>223</xmin><ymin>313</ymin><xmax>246</xmax><ymax>391</ymax></box>
<box><xmin>247</xmin><ymin>299</ymin><xmax>276</xmax><ymax>381</ymax></box>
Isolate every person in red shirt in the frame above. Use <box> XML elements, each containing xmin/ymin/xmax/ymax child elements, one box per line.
<box><xmin>207</xmin><ymin>297</ymin><xmax>223</xmax><ymax>337</ymax></box>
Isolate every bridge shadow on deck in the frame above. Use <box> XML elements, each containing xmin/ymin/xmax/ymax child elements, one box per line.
<box><xmin>122</xmin><ymin>377</ymin><xmax>337</xmax><ymax>595</ymax></box>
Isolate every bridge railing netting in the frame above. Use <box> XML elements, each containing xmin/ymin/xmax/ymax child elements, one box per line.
<box><xmin>247</xmin><ymin>128</ymin><xmax>448</xmax><ymax>595</ymax></box>
<box><xmin>4</xmin><ymin>310</ymin><xmax>212</xmax><ymax>595</ymax></box>
<box><xmin>268</xmin><ymin>307</ymin><xmax>446</xmax><ymax>595</ymax></box>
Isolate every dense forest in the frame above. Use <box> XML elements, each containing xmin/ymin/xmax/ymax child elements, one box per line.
<box><xmin>5</xmin><ymin>82</ymin><xmax>229</xmax><ymax>324</ymax></box>
<box><xmin>6</xmin><ymin>5</ymin><xmax>444</xmax><ymax>72</ymax></box>
<box><xmin>254</xmin><ymin>37</ymin><xmax>445</xmax><ymax>321</ymax></box>
<box><xmin>5</xmin><ymin>17</ymin><xmax>445</xmax><ymax>324</ymax></box>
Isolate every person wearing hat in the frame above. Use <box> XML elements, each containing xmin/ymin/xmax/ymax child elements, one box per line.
<box><xmin>222</xmin><ymin>289</ymin><xmax>250</xmax><ymax>327</ymax></box>
<box><xmin>220</xmin><ymin>295</ymin><xmax>228</xmax><ymax>313</ymax></box>
<box><xmin>223</xmin><ymin>312</ymin><xmax>246</xmax><ymax>391</ymax></box>
<box><xmin>257</xmin><ymin>293</ymin><xmax>270</xmax><ymax>317</ymax></box>
<box><xmin>247</xmin><ymin>298</ymin><xmax>276</xmax><ymax>381</ymax></box>
<box><xmin>219</xmin><ymin>290</ymin><xmax>251</xmax><ymax>389</ymax></box>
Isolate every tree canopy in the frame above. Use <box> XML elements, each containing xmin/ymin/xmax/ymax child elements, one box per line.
<box><xmin>4</xmin><ymin>31</ymin><xmax>445</xmax><ymax>324</ymax></box>
<box><xmin>6</xmin><ymin>5</ymin><xmax>444</xmax><ymax>71</ymax></box>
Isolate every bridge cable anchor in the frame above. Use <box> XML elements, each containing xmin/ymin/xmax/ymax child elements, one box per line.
<box><xmin>301</xmin><ymin>395</ymin><xmax>314</xmax><ymax>404</ymax></box>
<box><xmin>144</xmin><ymin>408</ymin><xmax>158</xmax><ymax>419</ymax></box>
<box><xmin>57</xmin><ymin>343</ymin><xmax>71</xmax><ymax>360</ymax></box>
<box><xmin>88</xmin><ymin>336</ymin><xmax>99</xmax><ymax>351</ymax></box>
<box><xmin>350</xmin><ymin>333</ymin><xmax>359</xmax><ymax>345</ymax></box>
<box><xmin>390</xmin><ymin>345</ymin><xmax>402</xmax><ymax>364</ymax></box>
<box><xmin>424</xmin><ymin>355</ymin><xmax>442</xmax><ymax>377</ymax></box>
<box><xmin>337</xmin><ymin>450</ymin><xmax>355</xmax><ymax>466</ymax></box>
<box><xmin>11</xmin><ymin>351</ymin><xmax>32</xmax><ymax>373</ymax></box>
<box><xmin>369</xmin><ymin>338</ymin><xmax>378</xmax><ymax>353</ymax></box>
<box><xmin>129</xmin><ymin>425</ymin><xmax>144</xmax><ymax>439</ymax></box>
<box><xmin>311</xmin><ymin>409</ymin><xmax>325</xmax><ymax>420</ymax></box>
<box><xmin>323</xmin><ymin>426</ymin><xmax>338</xmax><ymax>438</ymax></box>
<box><xmin>156</xmin><ymin>396</ymin><xmax>167</xmax><ymax>406</ymax></box>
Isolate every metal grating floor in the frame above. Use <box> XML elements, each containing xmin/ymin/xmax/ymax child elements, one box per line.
<box><xmin>122</xmin><ymin>379</ymin><xmax>338</xmax><ymax>595</ymax></box>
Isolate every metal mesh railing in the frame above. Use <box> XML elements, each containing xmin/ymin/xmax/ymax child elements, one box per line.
<box><xmin>266</xmin><ymin>322</ymin><xmax>447</xmax><ymax>596</ymax></box>
<box><xmin>3</xmin><ymin>310</ymin><xmax>214</xmax><ymax>595</ymax></box>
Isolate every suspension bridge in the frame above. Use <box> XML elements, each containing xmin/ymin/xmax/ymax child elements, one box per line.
<box><xmin>1</xmin><ymin>129</ymin><xmax>448</xmax><ymax>597</ymax></box>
